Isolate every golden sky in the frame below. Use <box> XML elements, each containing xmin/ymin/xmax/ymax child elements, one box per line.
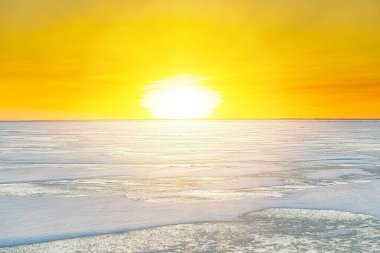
<box><xmin>1</xmin><ymin>0</ymin><xmax>380</xmax><ymax>120</ymax></box>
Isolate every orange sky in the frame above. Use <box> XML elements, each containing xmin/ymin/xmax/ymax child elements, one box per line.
<box><xmin>1</xmin><ymin>0</ymin><xmax>380</xmax><ymax>120</ymax></box>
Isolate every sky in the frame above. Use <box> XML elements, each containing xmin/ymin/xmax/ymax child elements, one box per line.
<box><xmin>1</xmin><ymin>0</ymin><xmax>380</xmax><ymax>120</ymax></box>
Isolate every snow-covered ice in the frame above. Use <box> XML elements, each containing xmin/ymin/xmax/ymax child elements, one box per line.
<box><xmin>0</xmin><ymin>120</ymin><xmax>379</xmax><ymax>251</ymax></box>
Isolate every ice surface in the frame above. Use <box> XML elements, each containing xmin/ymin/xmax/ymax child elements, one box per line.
<box><xmin>0</xmin><ymin>176</ymin><xmax>285</xmax><ymax>201</ymax></box>
<box><xmin>2</xmin><ymin>208</ymin><xmax>379</xmax><ymax>253</ymax></box>
<box><xmin>0</xmin><ymin>120</ymin><xmax>380</xmax><ymax>250</ymax></box>
<box><xmin>304</xmin><ymin>168</ymin><xmax>373</xmax><ymax>179</ymax></box>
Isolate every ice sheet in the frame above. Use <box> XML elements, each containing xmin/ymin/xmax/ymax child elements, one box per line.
<box><xmin>0</xmin><ymin>120</ymin><xmax>380</xmax><ymax>249</ymax></box>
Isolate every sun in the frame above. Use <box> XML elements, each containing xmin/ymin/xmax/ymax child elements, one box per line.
<box><xmin>141</xmin><ymin>75</ymin><xmax>222</xmax><ymax>119</ymax></box>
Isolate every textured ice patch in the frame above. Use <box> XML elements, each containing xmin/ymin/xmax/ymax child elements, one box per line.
<box><xmin>0</xmin><ymin>176</ymin><xmax>284</xmax><ymax>201</ymax></box>
<box><xmin>304</xmin><ymin>168</ymin><xmax>373</xmax><ymax>180</ymax></box>
<box><xmin>173</xmin><ymin>189</ymin><xmax>283</xmax><ymax>200</ymax></box>
<box><xmin>0</xmin><ymin>183</ymin><xmax>75</xmax><ymax>197</ymax></box>
<box><xmin>250</xmin><ymin>208</ymin><xmax>373</xmax><ymax>221</ymax></box>
<box><xmin>2</xmin><ymin>208</ymin><xmax>379</xmax><ymax>253</ymax></box>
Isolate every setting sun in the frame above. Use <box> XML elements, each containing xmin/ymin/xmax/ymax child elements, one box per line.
<box><xmin>140</xmin><ymin>75</ymin><xmax>221</xmax><ymax>119</ymax></box>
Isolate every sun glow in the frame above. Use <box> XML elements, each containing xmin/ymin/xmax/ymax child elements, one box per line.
<box><xmin>141</xmin><ymin>75</ymin><xmax>222</xmax><ymax>119</ymax></box>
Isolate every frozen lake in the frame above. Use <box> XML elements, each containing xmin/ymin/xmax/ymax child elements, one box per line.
<box><xmin>0</xmin><ymin>120</ymin><xmax>380</xmax><ymax>252</ymax></box>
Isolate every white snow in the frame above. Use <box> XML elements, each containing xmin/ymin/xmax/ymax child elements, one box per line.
<box><xmin>0</xmin><ymin>120</ymin><xmax>380</xmax><ymax>249</ymax></box>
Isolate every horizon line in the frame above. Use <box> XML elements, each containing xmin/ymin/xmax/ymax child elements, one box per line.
<box><xmin>1</xmin><ymin>118</ymin><xmax>380</xmax><ymax>122</ymax></box>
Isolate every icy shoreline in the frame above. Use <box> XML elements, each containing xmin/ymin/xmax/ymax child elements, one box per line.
<box><xmin>2</xmin><ymin>206</ymin><xmax>380</xmax><ymax>252</ymax></box>
<box><xmin>1</xmin><ymin>178</ymin><xmax>380</xmax><ymax>248</ymax></box>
